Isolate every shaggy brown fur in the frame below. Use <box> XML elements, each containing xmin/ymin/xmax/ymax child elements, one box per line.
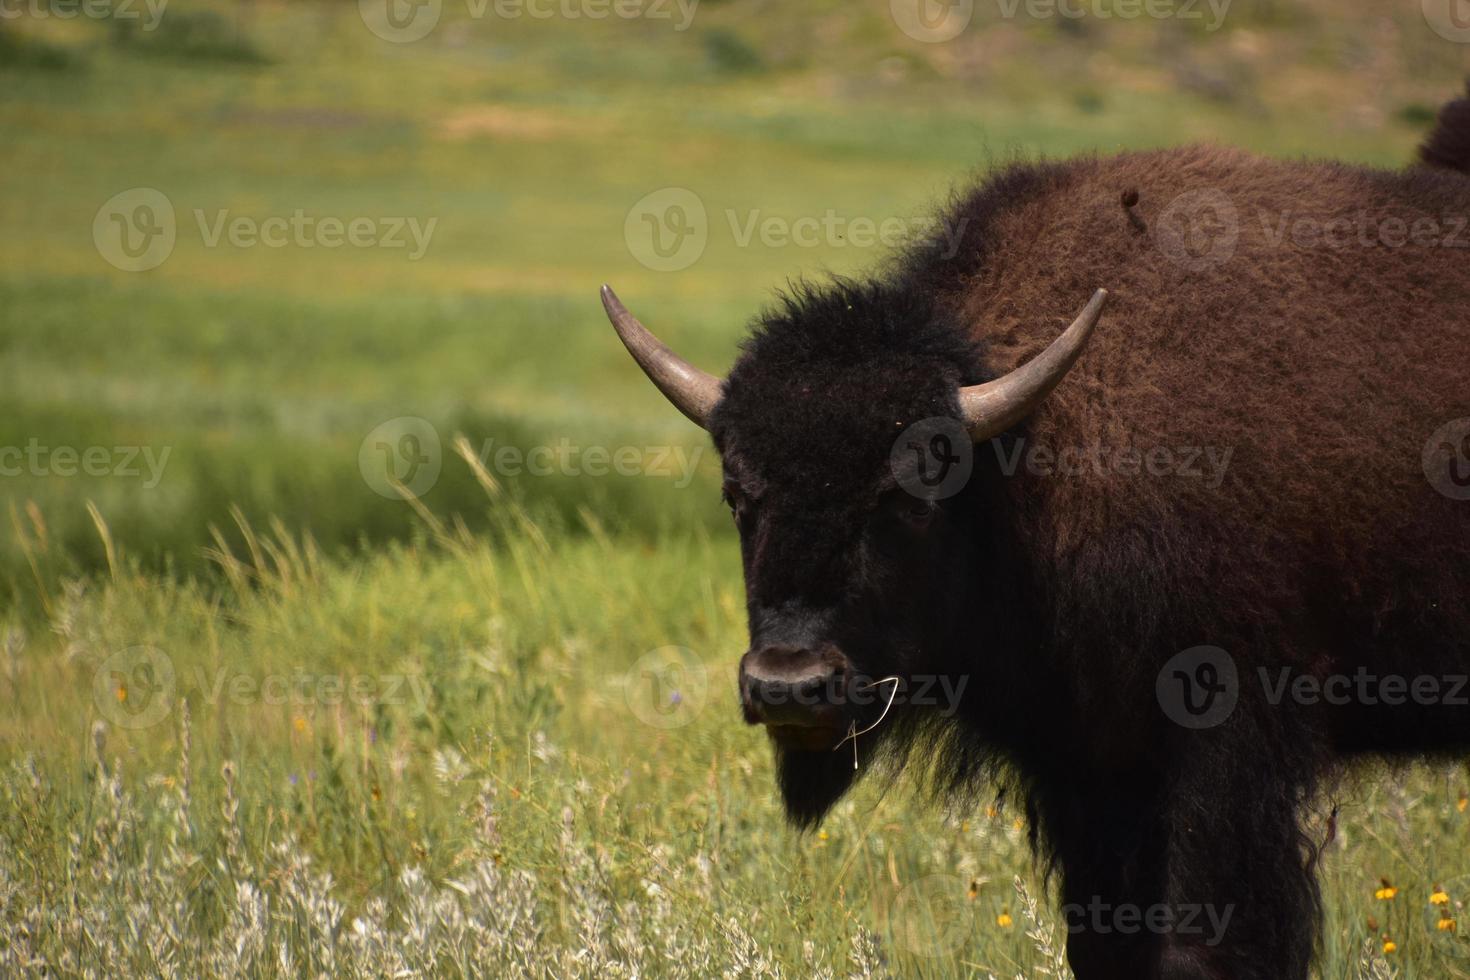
<box><xmin>933</xmin><ymin>143</ymin><xmax>1469</xmax><ymax>980</ymax></box>
<box><xmin>692</xmin><ymin>100</ymin><xmax>1470</xmax><ymax>980</ymax></box>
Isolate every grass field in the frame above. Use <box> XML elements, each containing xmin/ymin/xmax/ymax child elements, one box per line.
<box><xmin>3</xmin><ymin>1</ymin><xmax>1470</xmax><ymax>975</ymax></box>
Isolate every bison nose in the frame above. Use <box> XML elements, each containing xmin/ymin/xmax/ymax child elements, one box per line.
<box><xmin>739</xmin><ymin>644</ymin><xmax>849</xmax><ymax>727</ymax></box>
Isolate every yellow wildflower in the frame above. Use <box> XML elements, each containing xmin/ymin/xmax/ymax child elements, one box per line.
<box><xmin>996</xmin><ymin>908</ymin><xmax>1013</xmax><ymax>928</ymax></box>
<box><xmin>1432</xmin><ymin>885</ymin><xmax>1450</xmax><ymax>905</ymax></box>
<box><xmin>1375</xmin><ymin>879</ymin><xmax>1398</xmax><ymax>900</ymax></box>
<box><xmin>1382</xmin><ymin>936</ymin><xmax>1397</xmax><ymax>954</ymax></box>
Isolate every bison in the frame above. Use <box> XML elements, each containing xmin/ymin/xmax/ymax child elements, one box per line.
<box><xmin>600</xmin><ymin>87</ymin><xmax>1470</xmax><ymax>979</ymax></box>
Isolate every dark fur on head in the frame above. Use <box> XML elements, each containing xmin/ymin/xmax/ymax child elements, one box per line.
<box><xmin>1420</xmin><ymin>82</ymin><xmax>1470</xmax><ymax>175</ymax></box>
<box><xmin>712</xmin><ymin>279</ymin><xmax>992</xmax><ymax>828</ymax></box>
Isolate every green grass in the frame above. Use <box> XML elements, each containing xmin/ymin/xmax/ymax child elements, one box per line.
<box><xmin>2</xmin><ymin>0</ymin><xmax>1469</xmax><ymax>974</ymax></box>
<box><xmin>4</xmin><ymin>493</ymin><xmax>1470</xmax><ymax>975</ymax></box>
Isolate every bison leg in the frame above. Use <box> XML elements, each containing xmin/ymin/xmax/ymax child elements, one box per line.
<box><xmin>1044</xmin><ymin>761</ymin><xmax>1316</xmax><ymax>980</ymax></box>
<box><xmin>1046</xmin><ymin>779</ymin><xmax>1168</xmax><ymax>980</ymax></box>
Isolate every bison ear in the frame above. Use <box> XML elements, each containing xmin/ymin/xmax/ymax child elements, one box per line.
<box><xmin>958</xmin><ymin>288</ymin><xmax>1108</xmax><ymax>442</ymax></box>
<box><xmin>601</xmin><ymin>285</ymin><xmax>723</xmax><ymax>429</ymax></box>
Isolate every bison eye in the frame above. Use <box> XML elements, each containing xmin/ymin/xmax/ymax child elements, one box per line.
<box><xmin>902</xmin><ymin>497</ymin><xmax>938</xmax><ymax>525</ymax></box>
<box><xmin>721</xmin><ymin>484</ymin><xmax>748</xmax><ymax>527</ymax></box>
<box><xmin>881</xmin><ymin>490</ymin><xmax>937</xmax><ymax>529</ymax></box>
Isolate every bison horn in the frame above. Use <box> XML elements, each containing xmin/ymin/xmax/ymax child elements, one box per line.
<box><xmin>958</xmin><ymin>288</ymin><xmax>1108</xmax><ymax>441</ymax></box>
<box><xmin>601</xmin><ymin>284</ymin><xmax>723</xmax><ymax>428</ymax></box>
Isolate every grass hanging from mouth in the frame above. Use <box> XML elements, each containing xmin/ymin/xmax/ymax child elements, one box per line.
<box><xmin>834</xmin><ymin>675</ymin><xmax>901</xmax><ymax>771</ymax></box>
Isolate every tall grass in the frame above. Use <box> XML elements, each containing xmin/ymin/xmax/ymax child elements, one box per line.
<box><xmin>3</xmin><ymin>457</ymin><xmax>1470</xmax><ymax>976</ymax></box>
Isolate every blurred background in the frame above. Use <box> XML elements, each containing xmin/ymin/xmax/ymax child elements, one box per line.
<box><xmin>5</xmin><ymin>3</ymin><xmax>1470</xmax><ymax>975</ymax></box>
<box><xmin>3</xmin><ymin>0</ymin><xmax>1467</xmax><ymax>603</ymax></box>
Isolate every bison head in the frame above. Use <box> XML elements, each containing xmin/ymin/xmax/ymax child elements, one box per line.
<box><xmin>601</xmin><ymin>280</ymin><xmax>1105</xmax><ymax>826</ymax></box>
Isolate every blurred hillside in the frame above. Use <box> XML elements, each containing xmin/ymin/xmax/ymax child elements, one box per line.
<box><xmin>0</xmin><ymin>0</ymin><xmax>1466</xmax><ymax>603</ymax></box>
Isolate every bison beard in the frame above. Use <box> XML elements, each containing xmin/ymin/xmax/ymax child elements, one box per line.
<box><xmin>774</xmin><ymin>742</ymin><xmax>861</xmax><ymax>829</ymax></box>
<box><xmin>603</xmin><ymin>87</ymin><xmax>1470</xmax><ymax>980</ymax></box>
